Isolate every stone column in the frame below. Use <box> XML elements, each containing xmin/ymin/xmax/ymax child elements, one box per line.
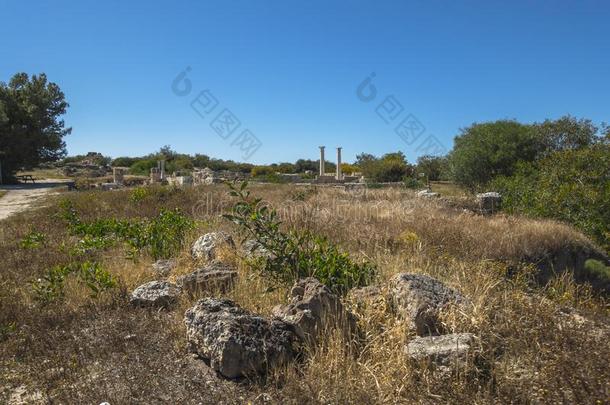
<box><xmin>159</xmin><ymin>160</ymin><xmax>166</xmax><ymax>180</ymax></box>
<box><xmin>336</xmin><ymin>147</ymin><xmax>342</xmax><ymax>180</ymax></box>
<box><xmin>319</xmin><ymin>146</ymin><xmax>325</xmax><ymax>176</ymax></box>
<box><xmin>113</xmin><ymin>167</ymin><xmax>124</xmax><ymax>185</ymax></box>
<box><xmin>150</xmin><ymin>167</ymin><xmax>159</xmax><ymax>183</ymax></box>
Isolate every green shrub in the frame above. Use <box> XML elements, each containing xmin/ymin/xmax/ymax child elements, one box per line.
<box><xmin>145</xmin><ymin>209</ymin><xmax>194</xmax><ymax>260</ymax></box>
<box><xmin>493</xmin><ymin>144</ymin><xmax>610</xmax><ymax>253</ymax></box>
<box><xmin>32</xmin><ymin>264</ymin><xmax>72</xmax><ymax>303</ymax></box>
<box><xmin>32</xmin><ymin>261</ymin><xmax>115</xmax><ymax>303</ymax></box>
<box><xmin>584</xmin><ymin>259</ymin><xmax>610</xmax><ymax>282</ymax></box>
<box><xmin>251</xmin><ymin>165</ymin><xmax>274</xmax><ymax>177</ymax></box>
<box><xmin>20</xmin><ymin>230</ymin><xmax>46</xmax><ymax>249</ymax></box>
<box><xmin>60</xmin><ymin>200</ymin><xmax>194</xmax><ymax>260</ymax></box>
<box><xmin>223</xmin><ymin>181</ymin><xmax>375</xmax><ymax>293</ymax></box>
<box><xmin>357</xmin><ymin>152</ymin><xmax>413</xmax><ymax>183</ymax></box>
<box><xmin>70</xmin><ymin>235</ymin><xmax>116</xmax><ymax>255</ymax></box>
<box><xmin>403</xmin><ymin>177</ymin><xmax>425</xmax><ymax>189</ymax></box>
<box><xmin>78</xmin><ymin>261</ymin><xmax>116</xmax><ymax>296</ymax></box>
<box><xmin>129</xmin><ymin>187</ymin><xmax>149</xmax><ymax>203</ymax></box>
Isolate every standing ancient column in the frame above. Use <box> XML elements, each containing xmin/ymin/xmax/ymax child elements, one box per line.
<box><xmin>336</xmin><ymin>147</ymin><xmax>342</xmax><ymax>180</ymax></box>
<box><xmin>319</xmin><ymin>146</ymin><xmax>325</xmax><ymax>176</ymax></box>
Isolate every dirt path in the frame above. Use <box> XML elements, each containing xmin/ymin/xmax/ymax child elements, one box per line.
<box><xmin>0</xmin><ymin>180</ymin><xmax>74</xmax><ymax>221</ymax></box>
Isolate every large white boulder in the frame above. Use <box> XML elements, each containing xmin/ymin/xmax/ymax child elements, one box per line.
<box><xmin>191</xmin><ymin>232</ymin><xmax>235</xmax><ymax>261</ymax></box>
<box><xmin>130</xmin><ymin>280</ymin><xmax>181</xmax><ymax>308</ymax></box>
<box><xmin>389</xmin><ymin>273</ymin><xmax>466</xmax><ymax>335</ymax></box>
<box><xmin>184</xmin><ymin>298</ymin><xmax>296</xmax><ymax>379</ymax></box>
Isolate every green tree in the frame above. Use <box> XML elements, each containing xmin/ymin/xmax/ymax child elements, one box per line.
<box><xmin>111</xmin><ymin>156</ymin><xmax>138</xmax><ymax>167</ymax></box>
<box><xmin>533</xmin><ymin>115</ymin><xmax>601</xmax><ymax>155</ymax></box>
<box><xmin>449</xmin><ymin>120</ymin><xmax>539</xmax><ymax>190</ymax></box>
<box><xmin>294</xmin><ymin>159</ymin><xmax>317</xmax><ymax>173</ymax></box>
<box><xmin>129</xmin><ymin>159</ymin><xmax>157</xmax><ymax>175</ymax></box>
<box><xmin>416</xmin><ymin>155</ymin><xmax>449</xmax><ymax>181</ymax></box>
<box><xmin>0</xmin><ymin>73</ymin><xmax>71</xmax><ymax>180</ymax></box>
<box><xmin>357</xmin><ymin>151</ymin><xmax>412</xmax><ymax>182</ymax></box>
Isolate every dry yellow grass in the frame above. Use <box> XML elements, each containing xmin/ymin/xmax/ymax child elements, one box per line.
<box><xmin>0</xmin><ymin>183</ymin><xmax>608</xmax><ymax>403</ymax></box>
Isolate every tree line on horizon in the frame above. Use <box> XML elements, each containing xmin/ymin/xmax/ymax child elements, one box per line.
<box><xmin>2</xmin><ymin>72</ymin><xmax>608</xmax><ymax>251</ymax></box>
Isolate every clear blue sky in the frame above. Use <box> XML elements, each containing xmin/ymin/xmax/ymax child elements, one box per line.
<box><xmin>1</xmin><ymin>0</ymin><xmax>609</xmax><ymax>164</ymax></box>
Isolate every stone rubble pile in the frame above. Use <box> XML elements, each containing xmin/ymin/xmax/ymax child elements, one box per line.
<box><xmin>272</xmin><ymin>277</ymin><xmax>357</xmax><ymax>345</ymax></box>
<box><xmin>130</xmin><ymin>231</ymin><xmax>478</xmax><ymax>379</ymax></box>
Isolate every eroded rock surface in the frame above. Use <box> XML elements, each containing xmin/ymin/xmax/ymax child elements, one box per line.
<box><xmin>152</xmin><ymin>259</ymin><xmax>177</xmax><ymax>277</ymax></box>
<box><xmin>389</xmin><ymin>273</ymin><xmax>465</xmax><ymax>335</ymax></box>
<box><xmin>405</xmin><ymin>333</ymin><xmax>475</xmax><ymax>372</ymax></box>
<box><xmin>185</xmin><ymin>298</ymin><xmax>296</xmax><ymax>379</ymax></box>
<box><xmin>191</xmin><ymin>232</ymin><xmax>235</xmax><ymax>261</ymax></box>
<box><xmin>272</xmin><ymin>277</ymin><xmax>357</xmax><ymax>345</ymax></box>
<box><xmin>130</xmin><ymin>280</ymin><xmax>181</xmax><ymax>308</ymax></box>
<box><xmin>476</xmin><ymin>192</ymin><xmax>502</xmax><ymax>214</ymax></box>
<box><xmin>241</xmin><ymin>239</ymin><xmax>274</xmax><ymax>260</ymax></box>
<box><xmin>177</xmin><ymin>261</ymin><xmax>238</xmax><ymax>294</ymax></box>
<box><xmin>417</xmin><ymin>189</ymin><xmax>440</xmax><ymax>198</ymax></box>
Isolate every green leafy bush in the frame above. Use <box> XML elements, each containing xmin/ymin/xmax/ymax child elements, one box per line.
<box><xmin>20</xmin><ymin>231</ymin><xmax>46</xmax><ymax>249</ymax></box>
<box><xmin>78</xmin><ymin>261</ymin><xmax>116</xmax><ymax>296</ymax></box>
<box><xmin>223</xmin><ymin>181</ymin><xmax>375</xmax><ymax>293</ymax></box>
<box><xmin>60</xmin><ymin>200</ymin><xmax>194</xmax><ymax>260</ymax></box>
<box><xmin>492</xmin><ymin>144</ymin><xmax>610</xmax><ymax>253</ymax></box>
<box><xmin>32</xmin><ymin>261</ymin><xmax>115</xmax><ymax>303</ymax></box>
<box><xmin>403</xmin><ymin>177</ymin><xmax>425</xmax><ymax>189</ymax></box>
<box><xmin>129</xmin><ymin>187</ymin><xmax>149</xmax><ymax>203</ymax></box>
<box><xmin>584</xmin><ymin>259</ymin><xmax>610</xmax><ymax>282</ymax></box>
<box><xmin>32</xmin><ymin>264</ymin><xmax>72</xmax><ymax>302</ymax></box>
<box><xmin>356</xmin><ymin>152</ymin><xmax>413</xmax><ymax>183</ymax></box>
<box><xmin>145</xmin><ymin>209</ymin><xmax>194</xmax><ymax>260</ymax></box>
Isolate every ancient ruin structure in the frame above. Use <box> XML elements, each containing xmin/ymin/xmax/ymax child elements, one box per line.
<box><xmin>150</xmin><ymin>167</ymin><xmax>161</xmax><ymax>183</ymax></box>
<box><xmin>315</xmin><ymin>146</ymin><xmax>359</xmax><ymax>184</ymax></box>
<box><xmin>112</xmin><ymin>167</ymin><xmax>125</xmax><ymax>185</ymax></box>
<box><xmin>149</xmin><ymin>160</ymin><xmax>167</xmax><ymax>184</ymax></box>
<box><xmin>191</xmin><ymin>167</ymin><xmax>245</xmax><ymax>185</ymax></box>
<box><xmin>319</xmin><ymin>146</ymin><xmax>325</xmax><ymax>176</ymax></box>
<box><xmin>167</xmin><ymin>175</ymin><xmax>193</xmax><ymax>187</ymax></box>
<box><xmin>336</xmin><ymin>147</ymin><xmax>342</xmax><ymax>180</ymax></box>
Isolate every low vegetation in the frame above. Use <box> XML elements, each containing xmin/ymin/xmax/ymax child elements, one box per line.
<box><xmin>493</xmin><ymin>143</ymin><xmax>610</xmax><ymax>253</ymax></box>
<box><xmin>60</xmin><ymin>199</ymin><xmax>194</xmax><ymax>260</ymax></box>
<box><xmin>224</xmin><ymin>181</ymin><xmax>375</xmax><ymax>293</ymax></box>
<box><xmin>1</xmin><ymin>183</ymin><xmax>608</xmax><ymax>403</ymax></box>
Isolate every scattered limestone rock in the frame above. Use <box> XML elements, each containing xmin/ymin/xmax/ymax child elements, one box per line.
<box><xmin>272</xmin><ymin>277</ymin><xmax>357</xmax><ymax>345</ymax></box>
<box><xmin>476</xmin><ymin>191</ymin><xmax>502</xmax><ymax>214</ymax></box>
<box><xmin>177</xmin><ymin>261</ymin><xmax>238</xmax><ymax>294</ymax></box>
<box><xmin>184</xmin><ymin>298</ymin><xmax>296</xmax><ymax>379</ymax></box>
<box><xmin>7</xmin><ymin>385</ymin><xmax>45</xmax><ymax>405</ymax></box>
<box><xmin>556</xmin><ymin>306</ymin><xmax>609</xmax><ymax>339</ymax></box>
<box><xmin>152</xmin><ymin>259</ymin><xmax>177</xmax><ymax>277</ymax></box>
<box><xmin>389</xmin><ymin>273</ymin><xmax>466</xmax><ymax>335</ymax></box>
<box><xmin>241</xmin><ymin>239</ymin><xmax>275</xmax><ymax>260</ymax></box>
<box><xmin>417</xmin><ymin>189</ymin><xmax>440</xmax><ymax>198</ymax></box>
<box><xmin>130</xmin><ymin>280</ymin><xmax>181</xmax><ymax>308</ymax></box>
<box><xmin>191</xmin><ymin>232</ymin><xmax>235</xmax><ymax>261</ymax></box>
<box><xmin>404</xmin><ymin>333</ymin><xmax>475</xmax><ymax>372</ymax></box>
